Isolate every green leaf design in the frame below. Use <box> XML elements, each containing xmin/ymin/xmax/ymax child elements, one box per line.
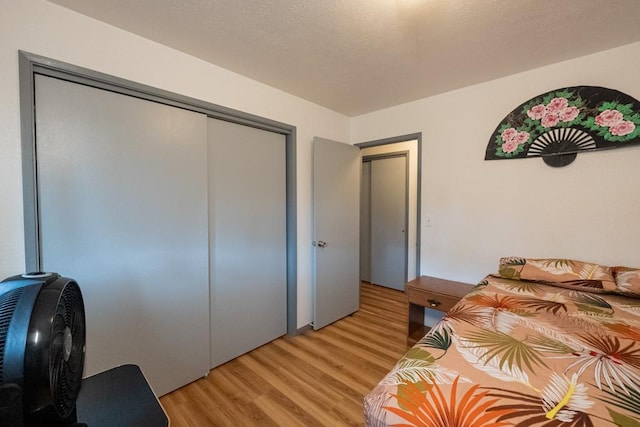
<box><xmin>417</xmin><ymin>327</ymin><xmax>452</xmax><ymax>351</ymax></box>
<box><xmin>624</xmin><ymin>127</ymin><xmax>640</xmax><ymax>140</ymax></box>
<box><xmin>555</xmin><ymin>90</ymin><xmax>574</xmax><ymax>98</ymax></box>
<box><xmin>502</xmin><ymin>258</ymin><xmax>526</xmax><ymax>266</ymax></box>
<box><xmin>560</xmin><ymin>116</ymin><xmax>584</xmax><ymax>127</ymax></box>
<box><xmin>570</xmin><ymin>292</ymin><xmax>613</xmax><ymax>310</ymax></box>
<box><xmin>381</xmin><ymin>348</ymin><xmax>436</xmax><ymax>387</ymax></box>
<box><xmin>602</xmin><ymin>379</ymin><xmax>640</xmax><ymax>415</ymax></box>
<box><xmin>583</xmin><ymin>116</ymin><xmax>598</xmax><ymax>130</ymax></box>
<box><xmin>526</xmin><ymin>334</ymin><xmax>576</xmax><ymax>354</ymax></box>
<box><xmin>575</xmin><ymin>303</ymin><xmax>614</xmax><ymax>317</ymax></box>
<box><xmin>499</xmin><ymin>267</ymin><xmax>521</xmax><ymax>279</ymax></box>
<box><xmin>497</xmin><ymin>123</ymin><xmax>512</xmax><ymax>133</ymax></box>
<box><xmin>601</xmin><ymin>101</ymin><xmax>618</xmax><ymax>111</ymax></box>
<box><xmin>606</xmin><ymin>408</ymin><xmax>640</xmax><ymax>427</ymax></box>
<box><xmin>618</xmin><ymin>103</ymin><xmax>635</xmax><ymax>115</ymax></box>
<box><xmin>456</xmin><ymin>337</ymin><xmax>535</xmax><ymax>387</ymax></box>
<box><xmin>465</xmin><ymin>329</ymin><xmax>548</xmax><ymax>372</ymax></box>
<box><xmin>501</xmin><ymin>280</ymin><xmax>540</xmax><ymax>294</ymax></box>
<box><xmin>381</xmin><ymin>347</ymin><xmax>465</xmax><ymax>392</ymax></box>
<box><xmin>445</xmin><ymin>303</ymin><xmax>491</xmax><ymax>326</ymax></box>
<box><xmin>516</xmin><ymin>297</ymin><xmax>567</xmax><ymax>315</ymax></box>
<box><xmin>474</xmin><ymin>279</ymin><xmax>488</xmax><ymax>290</ymax></box>
<box><xmin>543</xmin><ymin>259</ymin><xmax>575</xmax><ymax>269</ymax></box>
<box><xmin>405</xmin><ymin>347</ymin><xmax>435</xmax><ymax>363</ymax></box>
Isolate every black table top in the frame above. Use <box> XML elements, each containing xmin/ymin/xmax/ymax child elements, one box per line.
<box><xmin>76</xmin><ymin>364</ymin><xmax>169</xmax><ymax>427</ymax></box>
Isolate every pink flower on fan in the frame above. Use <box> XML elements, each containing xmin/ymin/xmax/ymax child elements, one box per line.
<box><xmin>541</xmin><ymin>112</ymin><xmax>559</xmax><ymax>128</ymax></box>
<box><xmin>610</xmin><ymin>120</ymin><xmax>636</xmax><ymax>136</ymax></box>
<box><xmin>595</xmin><ymin>109</ymin><xmax>624</xmax><ymax>127</ymax></box>
<box><xmin>501</xmin><ymin>127</ymin><xmax>518</xmax><ymax>142</ymax></box>
<box><xmin>502</xmin><ymin>140</ymin><xmax>519</xmax><ymax>153</ymax></box>
<box><xmin>547</xmin><ymin>97</ymin><xmax>570</xmax><ymax>113</ymax></box>
<box><xmin>559</xmin><ymin>106</ymin><xmax>580</xmax><ymax>122</ymax></box>
<box><xmin>514</xmin><ymin>131</ymin><xmax>530</xmax><ymax>145</ymax></box>
<box><xmin>527</xmin><ymin>104</ymin><xmax>547</xmax><ymax>120</ymax></box>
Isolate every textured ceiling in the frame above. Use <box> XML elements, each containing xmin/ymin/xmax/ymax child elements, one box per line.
<box><xmin>47</xmin><ymin>0</ymin><xmax>640</xmax><ymax>116</ymax></box>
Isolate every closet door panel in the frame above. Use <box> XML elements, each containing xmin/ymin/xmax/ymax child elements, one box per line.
<box><xmin>35</xmin><ymin>75</ymin><xmax>209</xmax><ymax>396</ymax></box>
<box><xmin>370</xmin><ymin>156</ymin><xmax>407</xmax><ymax>290</ymax></box>
<box><xmin>208</xmin><ymin>118</ymin><xmax>287</xmax><ymax>368</ymax></box>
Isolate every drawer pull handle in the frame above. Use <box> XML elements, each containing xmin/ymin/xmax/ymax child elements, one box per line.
<box><xmin>427</xmin><ymin>299</ymin><xmax>441</xmax><ymax>308</ymax></box>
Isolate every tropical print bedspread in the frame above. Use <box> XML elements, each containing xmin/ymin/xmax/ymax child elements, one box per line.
<box><xmin>364</xmin><ymin>275</ymin><xmax>640</xmax><ymax>426</ymax></box>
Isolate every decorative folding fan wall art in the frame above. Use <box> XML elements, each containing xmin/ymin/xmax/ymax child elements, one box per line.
<box><xmin>485</xmin><ymin>86</ymin><xmax>640</xmax><ymax>167</ymax></box>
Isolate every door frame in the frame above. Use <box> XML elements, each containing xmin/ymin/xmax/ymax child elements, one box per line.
<box><xmin>18</xmin><ymin>50</ymin><xmax>299</xmax><ymax>335</ymax></box>
<box><xmin>356</xmin><ymin>133</ymin><xmax>422</xmax><ymax>279</ymax></box>
<box><xmin>362</xmin><ymin>151</ymin><xmax>410</xmax><ymax>286</ymax></box>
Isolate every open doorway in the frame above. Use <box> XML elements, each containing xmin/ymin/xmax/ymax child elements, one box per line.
<box><xmin>356</xmin><ymin>134</ymin><xmax>421</xmax><ymax>289</ymax></box>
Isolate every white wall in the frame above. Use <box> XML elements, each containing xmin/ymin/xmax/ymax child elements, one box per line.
<box><xmin>0</xmin><ymin>0</ymin><xmax>350</xmax><ymax>328</ymax></box>
<box><xmin>351</xmin><ymin>42</ymin><xmax>640</xmax><ymax>284</ymax></box>
<box><xmin>5</xmin><ymin>1</ymin><xmax>640</xmax><ymax>332</ymax></box>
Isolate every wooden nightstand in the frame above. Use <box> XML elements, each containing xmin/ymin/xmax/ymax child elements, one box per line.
<box><xmin>406</xmin><ymin>276</ymin><xmax>471</xmax><ymax>346</ymax></box>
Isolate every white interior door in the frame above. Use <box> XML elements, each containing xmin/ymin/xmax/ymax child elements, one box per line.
<box><xmin>313</xmin><ymin>137</ymin><xmax>360</xmax><ymax>330</ymax></box>
<box><xmin>35</xmin><ymin>75</ymin><xmax>210</xmax><ymax>396</ymax></box>
<box><xmin>370</xmin><ymin>156</ymin><xmax>408</xmax><ymax>290</ymax></box>
<box><xmin>208</xmin><ymin>118</ymin><xmax>287</xmax><ymax>368</ymax></box>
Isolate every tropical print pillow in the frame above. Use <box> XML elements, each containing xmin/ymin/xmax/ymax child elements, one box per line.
<box><xmin>612</xmin><ymin>266</ymin><xmax>640</xmax><ymax>297</ymax></box>
<box><xmin>498</xmin><ymin>257</ymin><xmax>617</xmax><ymax>293</ymax></box>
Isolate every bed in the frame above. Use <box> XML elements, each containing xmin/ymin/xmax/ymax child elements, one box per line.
<box><xmin>364</xmin><ymin>257</ymin><xmax>640</xmax><ymax>426</ymax></box>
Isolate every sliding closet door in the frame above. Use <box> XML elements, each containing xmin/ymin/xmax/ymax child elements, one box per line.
<box><xmin>35</xmin><ymin>75</ymin><xmax>210</xmax><ymax>396</ymax></box>
<box><xmin>208</xmin><ymin>118</ymin><xmax>287</xmax><ymax>368</ymax></box>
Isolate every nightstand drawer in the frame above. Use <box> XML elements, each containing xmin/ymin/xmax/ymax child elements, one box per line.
<box><xmin>406</xmin><ymin>287</ymin><xmax>461</xmax><ymax>312</ymax></box>
<box><xmin>405</xmin><ymin>276</ymin><xmax>471</xmax><ymax>346</ymax></box>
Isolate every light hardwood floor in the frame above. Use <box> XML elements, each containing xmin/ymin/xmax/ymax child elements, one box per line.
<box><xmin>160</xmin><ymin>282</ymin><xmax>408</xmax><ymax>426</ymax></box>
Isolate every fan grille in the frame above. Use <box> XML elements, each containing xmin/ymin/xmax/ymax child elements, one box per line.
<box><xmin>0</xmin><ymin>287</ymin><xmax>24</xmax><ymax>382</ymax></box>
<box><xmin>50</xmin><ymin>281</ymin><xmax>85</xmax><ymax>418</ymax></box>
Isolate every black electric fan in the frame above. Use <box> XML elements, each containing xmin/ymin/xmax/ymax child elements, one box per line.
<box><xmin>0</xmin><ymin>272</ymin><xmax>86</xmax><ymax>426</ymax></box>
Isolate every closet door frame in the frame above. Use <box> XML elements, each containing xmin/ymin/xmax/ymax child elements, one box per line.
<box><xmin>363</xmin><ymin>151</ymin><xmax>410</xmax><ymax>288</ymax></box>
<box><xmin>356</xmin><ymin>133</ymin><xmax>422</xmax><ymax>280</ymax></box>
<box><xmin>18</xmin><ymin>50</ymin><xmax>298</xmax><ymax>335</ymax></box>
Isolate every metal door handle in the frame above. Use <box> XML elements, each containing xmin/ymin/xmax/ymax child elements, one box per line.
<box><xmin>315</xmin><ymin>240</ymin><xmax>328</xmax><ymax>248</ymax></box>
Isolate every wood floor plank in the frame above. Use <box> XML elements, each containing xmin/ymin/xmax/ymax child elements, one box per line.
<box><xmin>302</xmin><ymin>331</ymin><xmax>393</xmax><ymax>381</ymax></box>
<box><xmin>240</xmin><ymin>352</ymin><xmax>343</xmax><ymax>426</ymax></box>
<box><xmin>271</xmin><ymin>337</ymin><xmax>366</xmax><ymax>406</ymax></box>
<box><xmin>160</xmin><ymin>282</ymin><xmax>408</xmax><ymax>426</ymax></box>
<box><xmin>258</xmin><ymin>338</ymin><xmax>367</xmax><ymax>411</ymax></box>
